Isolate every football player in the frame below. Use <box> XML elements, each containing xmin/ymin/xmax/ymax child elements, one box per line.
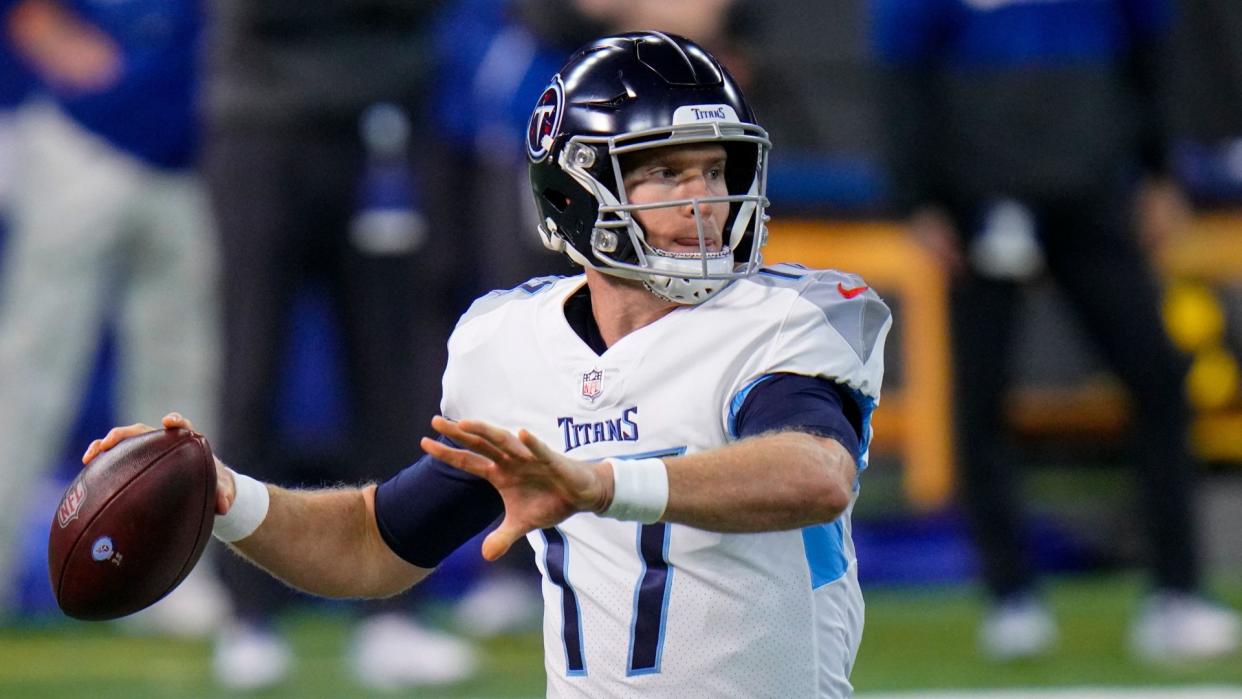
<box><xmin>86</xmin><ymin>32</ymin><xmax>891</xmax><ymax>698</ymax></box>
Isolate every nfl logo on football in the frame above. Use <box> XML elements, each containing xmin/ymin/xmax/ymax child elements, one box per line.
<box><xmin>581</xmin><ymin>368</ymin><xmax>603</xmax><ymax>402</ymax></box>
<box><xmin>57</xmin><ymin>480</ymin><xmax>87</xmax><ymax>529</ymax></box>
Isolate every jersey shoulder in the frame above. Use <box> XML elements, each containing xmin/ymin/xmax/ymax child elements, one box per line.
<box><xmin>743</xmin><ymin>263</ymin><xmax>890</xmax><ymax>365</ymax></box>
<box><xmin>456</xmin><ymin>274</ymin><xmax>579</xmax><ymax>328</ymax></box>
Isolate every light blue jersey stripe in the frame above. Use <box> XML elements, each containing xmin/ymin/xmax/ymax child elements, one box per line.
<box><xmin>726</xmin><ymin>374</ymin><xmax>778</xmax><ymax>438</ymax></box>
<box><xmin>802</xmin><ymin>519</ymin><xmax>848</xmax><ymax>589</ymax></box>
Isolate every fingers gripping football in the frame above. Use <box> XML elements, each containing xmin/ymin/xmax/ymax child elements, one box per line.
<box><xmin>83</xmin><ymin>413</ymin><xmax>235</xmax><ymax>516</ymax></box>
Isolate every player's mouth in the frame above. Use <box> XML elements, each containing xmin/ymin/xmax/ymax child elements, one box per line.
<box><xmin>670</xmin><ymin>236</ymin><xmax>722</xmax><ymax>252</ymax></box>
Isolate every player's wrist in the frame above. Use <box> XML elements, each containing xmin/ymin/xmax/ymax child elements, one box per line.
<box><xmin>213</xmin><ymin>467</ymin><xmax>270</xmax><ymax>542</ymax></box>
<box><xmin>601</xmin><ymin>457</ymin><xmax>668</xmax><ymax>524</ymax></box>
<box><xmin>587</xmin><ymin>460</ymin><xmax>615</xmax><ymax>515</ymax></box>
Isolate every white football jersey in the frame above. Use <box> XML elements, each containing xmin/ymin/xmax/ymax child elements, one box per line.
<box><xmin>441</xmin><ymin>264</ymin><xmax>891</xmax><ymax>698</ymax></box>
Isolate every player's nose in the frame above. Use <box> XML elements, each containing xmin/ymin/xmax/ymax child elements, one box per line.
<box><xmin>677</xmin><ymin>178</ymin><xmax>716</xmax><ymax>217</ymax></box>
<box><xmin>679</xmin><ymin>172</ymin><xmax>713</xmax><ymax>198</ymax></box>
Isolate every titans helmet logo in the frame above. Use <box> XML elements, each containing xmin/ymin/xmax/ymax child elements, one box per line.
<box><xmin>527</xmin><ymin>77</ymin><xmax>564</xmax><ymax>162</ymax></box>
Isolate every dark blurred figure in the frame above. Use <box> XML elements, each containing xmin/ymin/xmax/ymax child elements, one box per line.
<box><xmin>1167</xmin><ymin>0</ymin><xmax>1242</xmax><ymax>205</ymax></box>
<box><xmin>1170</xmin><ymin>0</ymin><xmax>1242</xmax><ymax>148</ymax></box>
<box><xmin>430</xmin><ymin>0</ymin><xmax>592</xmax><ymax>297</ymax></box>
<box><xmin>0</xmin><ymin>11</ymin><xmax>37</xmax><ymax>619</ymax></box>
<box><xmin>872</xmin><ymin>0</ymin><xmax>1240</xmax><ymax>663</ymax></box>
<box><xmin>0</xmin><ymin>0</ymin><xmax>224</xmax><ymax>632</ymax></box>
<box><xmin>201</xmin><ymin>0</ymin><xmax>476</xmax><ymax>691</ymax></box>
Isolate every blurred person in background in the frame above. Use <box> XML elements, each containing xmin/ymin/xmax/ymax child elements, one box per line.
<box><xmin>0</xmin><ymin>27</ymin><xmax>32</xmax><ymax>251</ymax></box>
<box><xmin>0</xmin><ymin>15</ymin><xmax>34</xmax><ymax>621</ymax></box>
<box><xmin>200</xmin><ymin>0</ymin><xmax>479</xmax><ymax>691</ymax></box>
<box><xmin>431</xmin><ymin>0</ymin><xmax>594</xmax><ymax>296</ymax></box>
<box><xmin>872</xmin><ymin>0</ymin><xmax>1241</xmax><ymax>663</ymax></box>
<box><xmin>0</xmin><ymin>0</ymin><xmax>224</xmax><ymax>631</ymax></box>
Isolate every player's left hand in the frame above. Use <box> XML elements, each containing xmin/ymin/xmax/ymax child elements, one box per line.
<box><xmin>423</xmin><ymin>416</ymin><xmax>609</xmax><ymax>561</ymax></box>
<box><xmin>82</xmin><ymin>413</ymin><xmax>237</xmax><ymax>518</ymax></box>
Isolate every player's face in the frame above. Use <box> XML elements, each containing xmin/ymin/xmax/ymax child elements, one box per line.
<box><xmin>621</xmin><ymin>144</ymin><xmax>729</xmax><ymax>253</ymax></box>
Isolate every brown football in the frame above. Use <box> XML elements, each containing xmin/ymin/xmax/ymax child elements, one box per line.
<box><xmin>47</xmin><ymin>428</ymin><xmax>216</xmax><ymax>621</ymax></box>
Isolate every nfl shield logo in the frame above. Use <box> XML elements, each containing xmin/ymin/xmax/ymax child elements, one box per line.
<box><xmin>58</xmin><ymin>479</ymin><xmax>87</xmax><ymax>529</ymax></box>
<box><xmin>581</xmin><ymin>368</ymin><xmax>603</xmax><ymax>402</ymax></box>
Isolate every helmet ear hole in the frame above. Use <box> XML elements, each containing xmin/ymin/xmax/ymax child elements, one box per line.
<box><xmin>542</xmin><ymin>188</ymin><xmax>571</xmax><ymax>213</ymax></box>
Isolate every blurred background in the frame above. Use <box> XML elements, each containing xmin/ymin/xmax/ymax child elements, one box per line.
<box><xmin>0</xmin><ymin>0</ymin><xmax>1241</xmax><ymax>697</ymax></box>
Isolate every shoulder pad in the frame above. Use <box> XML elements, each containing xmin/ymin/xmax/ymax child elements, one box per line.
<box><xmin>458</xmin><ymin>275</ymin><xmax>565</xmax><ymax>325</ymax></box>
<box><xmin>752</xmin><ymin>262</ymin><xmax>812</xmax><ymax>283</ymax></box>
<box><xmin>796</xmin><ymin>270</ymin><xmax>890</xmax><ymax>364</ymax></box>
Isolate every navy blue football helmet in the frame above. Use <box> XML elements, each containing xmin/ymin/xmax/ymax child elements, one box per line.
<box><xmin>526</xmin><ymin>31</ymin><xmax>771</xmax><ymax>304</ymax></box>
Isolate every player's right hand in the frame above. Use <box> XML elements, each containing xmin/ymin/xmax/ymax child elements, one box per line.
<box><xmin>424</xmin><ymin>416</ymin><xmax>609</xmax><ymax>562</ymax></box>
<box><xmin>82</xmin><ymin>413</ymin><xmax>236</xmax><ymax>517</ymax></box>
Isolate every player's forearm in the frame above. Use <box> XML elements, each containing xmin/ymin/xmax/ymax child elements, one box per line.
<box><xmin>228</xmin><ymin>484</ymin><xmax>429</xmax><ymax>599</ymax></box>
<box><xmin>660</xmin><ymin>432</ymin><xmax>855</xmax><ymax>532</ymax></box>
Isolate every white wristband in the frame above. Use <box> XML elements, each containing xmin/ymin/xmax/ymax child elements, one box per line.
<box><xmin>603</xmin><ymin>457</ymin><xmax>669</xmax><ymax>524</ymax></box>
<box><xmin>213</xmin><ymin>468</ymin><xmax>270</xmax><ymax>542</ymax></box>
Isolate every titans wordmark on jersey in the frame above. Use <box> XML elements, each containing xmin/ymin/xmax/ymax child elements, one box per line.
<box><xmin>441</xmin><ymin>265</ymin><xmax>890</xmax><ymax>699</ymax></box>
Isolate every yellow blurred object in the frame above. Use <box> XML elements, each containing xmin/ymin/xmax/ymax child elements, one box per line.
<box><xmin>765</xmin><ymin>220</ymin><xmax>952</xmax><ymax>510</ymax></box>
<box><xmin>1163</xmin><ymin>281</ymin><xmax>1226</xmax><ymax>352</ymax></box>
<box><xmin>1187</xmin><ymin>348</ymin><xmax>1241</xmax><ymax>410</ymax></box>
<box><xmin>1193</xmin><ymin>412</ymin><xmax>1242</xmax><ymax>461</ymax></box>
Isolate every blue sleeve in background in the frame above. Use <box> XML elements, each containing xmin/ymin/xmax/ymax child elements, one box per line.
<box><xmin>0</xmin><ymin>41</ymin><xmax>35</xmax><ymax>109</ymax></box>
<box><xmin>32</xmin><ymin>0</ymin><xmax>202</xmax><ymax>168</ymax></box>
<box><xmin>873</xmin><ymin>0</ymin><xmax>1174</xmax><ymax>70</ymax></box>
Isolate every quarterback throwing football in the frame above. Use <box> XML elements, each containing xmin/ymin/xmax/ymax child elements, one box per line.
<box><xmin>86</xmin><ymin>32</ymin><xmax>891</xmax><ymax>698</ymax></box>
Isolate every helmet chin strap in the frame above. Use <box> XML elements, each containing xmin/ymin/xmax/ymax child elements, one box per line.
<box><xmin>582</xmin><ymin>209</ymin><xmax>740</xmax><ymax>306</ymax></box>
<box><xmin>640</xmin><ymin>248</ymin><xmax>736</xmax><ymax>305</ymax></box>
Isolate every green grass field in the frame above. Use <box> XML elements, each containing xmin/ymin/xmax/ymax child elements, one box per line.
<box><xmin>2</xmin><ymin>573</ymin><xmax>1239</xmax><ymax>698</ymax></box>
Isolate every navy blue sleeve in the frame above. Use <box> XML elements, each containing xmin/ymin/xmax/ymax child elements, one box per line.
<box><xmin>733</xmin><ymin>373</ymin><xmax>862</xmax><ymax>459</ymax></box>
<box><xmin>373</xmin><ymin>437</ymin><xmax>504</xmax><ymax>568</ymax></box>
